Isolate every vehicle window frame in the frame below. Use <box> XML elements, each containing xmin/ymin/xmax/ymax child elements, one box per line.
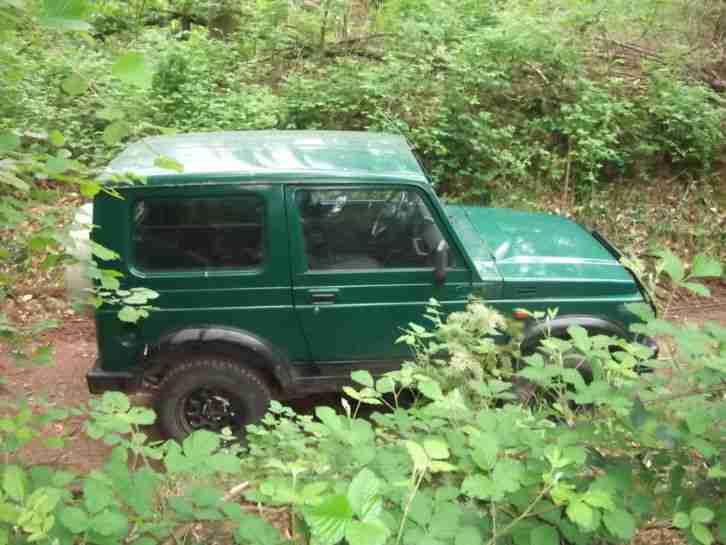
<box><xmin>290</xmin><ymin>184</ymin><xmax>465</xmax><ymax>274</ymax></box>
<box><xmin>129</xmin><ymin>193</ymin><xmax>267</xmax><ymax>276</ymax></box>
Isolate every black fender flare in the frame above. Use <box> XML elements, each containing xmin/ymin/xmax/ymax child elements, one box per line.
<box><xmin>148</xmin><ymin>325</ymin><xmax>293</xmax><ymax>390</ymax></box>
<box><xmin>520</xmin><ymin>315</ymin><xmax>629</xmax><ymax>355</ymax></box>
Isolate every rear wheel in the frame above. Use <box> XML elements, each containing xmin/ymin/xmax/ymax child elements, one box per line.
<box><xmin>155</xmin><ymin>355</ymin><xmax>271</xmax><ymax>443</ymax></box>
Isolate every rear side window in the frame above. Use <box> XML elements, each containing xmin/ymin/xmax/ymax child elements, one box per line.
<box><xmin>133</xmin><ymin>196</ymin><xmax>264</xmax><ymax>271</ymax></box>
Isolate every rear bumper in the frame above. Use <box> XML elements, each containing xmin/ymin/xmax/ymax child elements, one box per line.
<box><xmin>86</xmin><ymin>360</ymin><xmax>140</xmax><ymax>394</ymax></box>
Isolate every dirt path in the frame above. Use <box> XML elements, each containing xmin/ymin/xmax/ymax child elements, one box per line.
<box><xmin>1</xmin><ymin>283</ymin><xmax>724</xmax><ymax>473</ymax></box>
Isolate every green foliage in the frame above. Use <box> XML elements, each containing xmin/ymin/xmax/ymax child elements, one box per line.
<box><xmin>236</xmin><ymin>252</ymin><xmax>725</xmax><ymax>545</ymax></box>
<box><xmin>642</xmin><ymin>72</ymin><xmax>726</xmax><ymax>171</ymax></box>
<box><xmin>1</xmin><ymin>3</ymin><xmax>725</xmax><ymax>542</ymax></box>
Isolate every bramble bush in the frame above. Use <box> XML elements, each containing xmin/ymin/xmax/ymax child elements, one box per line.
<box><xmin>3</xmin><ymin>252</ymin><xmax>723</xmax><ymax>545</ymax></box>
<box><xmin>236</xmin><ymin>252</ymin><xmax>725</xmax><ymax>545</ymax></box>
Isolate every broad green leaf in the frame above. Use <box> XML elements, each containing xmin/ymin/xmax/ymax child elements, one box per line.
<box><xmin>567</xmin><ymin>325</ymin><xmax>591</xmax><ymax>352</ymax></box>
<box><xmin>316</xmin><ymin>406</ymin><xmax>344</xmax><ymax>434</ymax></box>
<box><xmin>3</xmin><ymin>466</ymin><xmax>26</xmax><ymax>502</ymax></box>
<box><xmin>423</xmin><ymin>438</ymin><xmax>449</xmax><ymax>460</ymax></box>
<box><xmin>682</xmin><ymin>282</ymin><xmax>710</xmax><ymax>297</ymax></box>
<box><xmin>123</xmin><ymin>292</ymin><xmax>153</xmax><ymax>305</ymax></box>
<box><xmin>304</xmin><ymin>494</ymin><xmax>353</xmax><ymax>545</ymax></box>
<box><xmin>603</xmin><ymin>509</ymin><xmax>636</xmax><ymax>540</ymax></box>
<box><xmin>59</xmin><ymin>507</ymin><xmax>89</xmax><ymax>533</ymax></box>
<box><xmin>51</xmin><ymin>471</ymin><xmax>76</xmax><ymax>487</ymax></box>
<box><xmin>429</xmin><ymin>461</ymin><xmax>457</xmax><ymax>472</ymax></box>
<box><xmin>183</xmin><ymin>430</ymin><xmax>220</xmax><ymax>459</ymax></box>
<box><xmin>90</xmin><ymin>509</ymin><xmax>128</xmax><ymax>536</ymax></box>
<box><xmin>208</xmin><ymin>452</ymin><xmax>241</xmax><ymax>473</ymax></box>
<box><xmin>405</xmin><ymin>441</ymin><xmax>428</xmax><ymax>470</ymax></box>
<box><xmin>191</xmin><ymin>486</ymin><xmax>221</xmax><ymax>508</ymax></box>
<box><xmin>455</xmin><ymin>526</ymin><xmax>482</xmax><ymax>545</ymax></box>
<box><xmin>112</xmin><ymin>52</ymin><xmax>152</xmax><ymax>87</ymax></box>
<box><xmin>83</xmin><ymin>478</ymin><xmax>114</xmax><ymax>513</ymax></box>
<box><xmin>118</xmin><ymin>306</ymin><xmax>145</xmax><ymax>323</ymax></box>
<box><xmin>168</xmin><ymin>496</ymin><xmax>194</xmax><ymax>518</ymax></box>
<box><xmin>530</xmin><ymin>524</ymin><xmax>559</xmax><ymax>545</ymax></box>
<box><xmin>408</xmin><ymin>492</ymin><xmax>433</xmax><ymax>526</ymax></box>
<box><xmin>46</xmin><ymin>155</ymin><xmax>72</xmax><ymax>174</ymax></box>
<box><xmin>127</xmin><ymin>467</ymin><xmax>159</xmax><ymax>516</ymax></box>
<box><xmin>418</xmin><ymin>380</ymin><xmax>443</xmax><ymax>400</ymax></box>
<box><xmin>153</xmin><ymin>156</ymin><xmax>184</xmax><ymax>173</ymax></box>
<box><xmin>80</xmin><ymin>181</ymin><xmax>101</xmax><ymax>198</ymax></box>
<box><xmin>103</xmin><ymin>121</ymin><xmax>129</xmax><ymax>146</ymax></box>
<box><xmin>673</xmin><ymin>512</ymin><xmax>690</xmax><ymax>529</ymax></box>
<box><xmin>656</xmin><ymin>249</ymin><xmax>685</xmax><ymax>283</ymax></box>
<box><xmin>691</xmin><ymin>507</ymin><xmax>714</xmax><ymax>524</ymax></box>
<box><xmin>90</xmin><ymin>241</ymin><xmax>118</xmax><ymax>261</ymax></box>
<box><xmin>692</xmin><ymin>523</ymin><xmax>714</xmax><ymax>545</ymax></box>
<box><xmin>429</xmin><ymin>502</ymin><xmax>461</xmax><ymax>538</ymax></box>
<box><xmin>375</xmin><ymin>376</ymin><xmax>395</xmax><ymax>394</ymax></box>
<box><xmin>96</xmin><ymin>107</ymin><xmax>124</xmax><ymax>121</ymax></box>
<box><xmin>492</xmin><ymin>458</ymin><xmax>524</xmax><ymax>494</ymax></box>
<box><xmin>460</xmin><ymin>474</ymin><xmax>495</xmax><ymax>500</ymax></box>
<box><xmin>235</xmin><ymin>514</ymin><xmax>284</xmax><ymax>545</ymax></box>
<box><xmin>347</xmin><ymin>468</ymin><xmax>381</xmax><ymax>520</ymax></box>
<box><xmin>0</xmin><ymin>503</ymin><xmax>19</xmax><ymax>524</ymax></box>
<box><xmin>692</xmin><ymin>254</ymin><xmax>722</xmax><ymax>278</ymax></box>
<box><xmin>345</xmin><ymin>520</ymin><xmax>390</xmax><ymax>545</ymax></box>
<box><xmin>61</xmin><ymin>73</ymin><xmax>88</xmax><ymax>96</ymax></box>
<box><xmin>686</xmin><ymin>409</ymin><xmax>711</xmax><ymax>435</ymax></box>
<box><xmin>101</xmin><ymin>391</ymin><xmax>131</xmax><ymax>412</ymax></box>
<box><xmin>27</xmin><ymin>486</ymin><xmax>62</xmax><ymax>515</ymax></box>
<box><xmin>49</xmin><ymin>130</ymin><xmax>65</xmax><ymax>147</ymax></box>
<box><xmin>351</xmin><ymin>369</ymin><xmax>374</xmax><ymax>388</ymax></box>
<box><xmin>566</xmin><ymin>500</ymin><xmax>596</xmax><ymax>530</ymax></box>
<box><xmin>222</xmin><ymin>502</ymin><xmax>243</xmax><ymax>521</ymax></box>
<box><xmin>0</xmin><ymin>132</ymin><xmax>20</xmax><ymax>152</ymax></box>
<box><xmin>472</xmin><ymin>439</ymin><xmax>498</xmax><ymax>470</ymax></box>
<box><xmin>584</xmin><ymin>489</ymin><xmax>615</xmax><ymax>511</ymax></box>
<box><xmin>39</xmin><ymin>0</ymin><xmax>91</xmax><ymax>30</ymax></box>
<box><xmin>301</xmin><ymin>482</ymin><xmax>329</xmax><ymax>502</ymax></box>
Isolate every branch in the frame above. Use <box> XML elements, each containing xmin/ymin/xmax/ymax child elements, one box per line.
<box><xmin>484</xmin><ymin>485</ymin><xmax>552</xmax><ymax>545</ymax></box>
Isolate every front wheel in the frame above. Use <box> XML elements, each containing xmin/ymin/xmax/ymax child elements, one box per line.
<box><xmin>155</xmin><ymin>355</ymin><xmax>271</xmax><ymax>443</ymax></box>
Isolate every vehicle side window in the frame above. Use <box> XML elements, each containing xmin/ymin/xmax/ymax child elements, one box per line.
<box><xmin>133</xmin><ymin>196</ymin><xmax>264</xmax><ymax>271</ymax></box>
<box><xmin>295</xmin><ymin>187</ymin><xmax>457</xmax><ymax>270</ymax></box>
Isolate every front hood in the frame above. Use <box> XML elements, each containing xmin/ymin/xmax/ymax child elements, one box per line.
<box><xmin>445</xmin><ymin>205</ymin><xmax>634</xmax><ymax>285</ymax></box>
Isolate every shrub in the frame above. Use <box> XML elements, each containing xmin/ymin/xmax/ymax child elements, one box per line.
<box><xmin>640</xmin><ymin>72</ymin><xmax>726</xmax><ymax>171</ymax></box>
<box><xmin>238</xmin><ymin>252</ymin><xmax>725</xmax><ymax>545</ymax></box>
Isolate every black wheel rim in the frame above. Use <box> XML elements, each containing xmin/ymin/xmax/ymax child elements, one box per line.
<box><xmin>179</xmin><ymin>387</ymin><xmax>245</xmax><ymax>434</ymax></box>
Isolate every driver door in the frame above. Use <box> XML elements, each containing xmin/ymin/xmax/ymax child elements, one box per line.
<box><xmin>286</xmin><ymin>184</ymin><xmax>473</xmax><ymax>364</ymax></box>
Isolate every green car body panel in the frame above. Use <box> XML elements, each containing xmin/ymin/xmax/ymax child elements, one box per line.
<box><xmin>87</xmin><ymin>130</ymin><xmax>655</xmax><ymax>395</ymax></box>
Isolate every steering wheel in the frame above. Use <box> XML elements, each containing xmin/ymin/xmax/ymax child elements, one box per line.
<box><xmin>370</xmin><ymin>191</ymin><xmax>409</xmax><ymax>239</ymax></box>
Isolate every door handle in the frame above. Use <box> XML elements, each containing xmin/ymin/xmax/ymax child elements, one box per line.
<box><xmin>310</xmin><ymin>291</ymin><xmax>337</xmax><ymax>304</ymax></box>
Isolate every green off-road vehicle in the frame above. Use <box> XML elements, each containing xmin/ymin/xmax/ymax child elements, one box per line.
<box><xmin>72</xmin><ymin>130</ymin><xmax>657</xmax><ymax>441</ymax></box>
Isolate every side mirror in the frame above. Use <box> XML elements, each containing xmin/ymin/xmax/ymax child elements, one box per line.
<box><xmin>433</xmin><ymin>240</ymin><xmax>448</xmax><ymax>284</ymax></box>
